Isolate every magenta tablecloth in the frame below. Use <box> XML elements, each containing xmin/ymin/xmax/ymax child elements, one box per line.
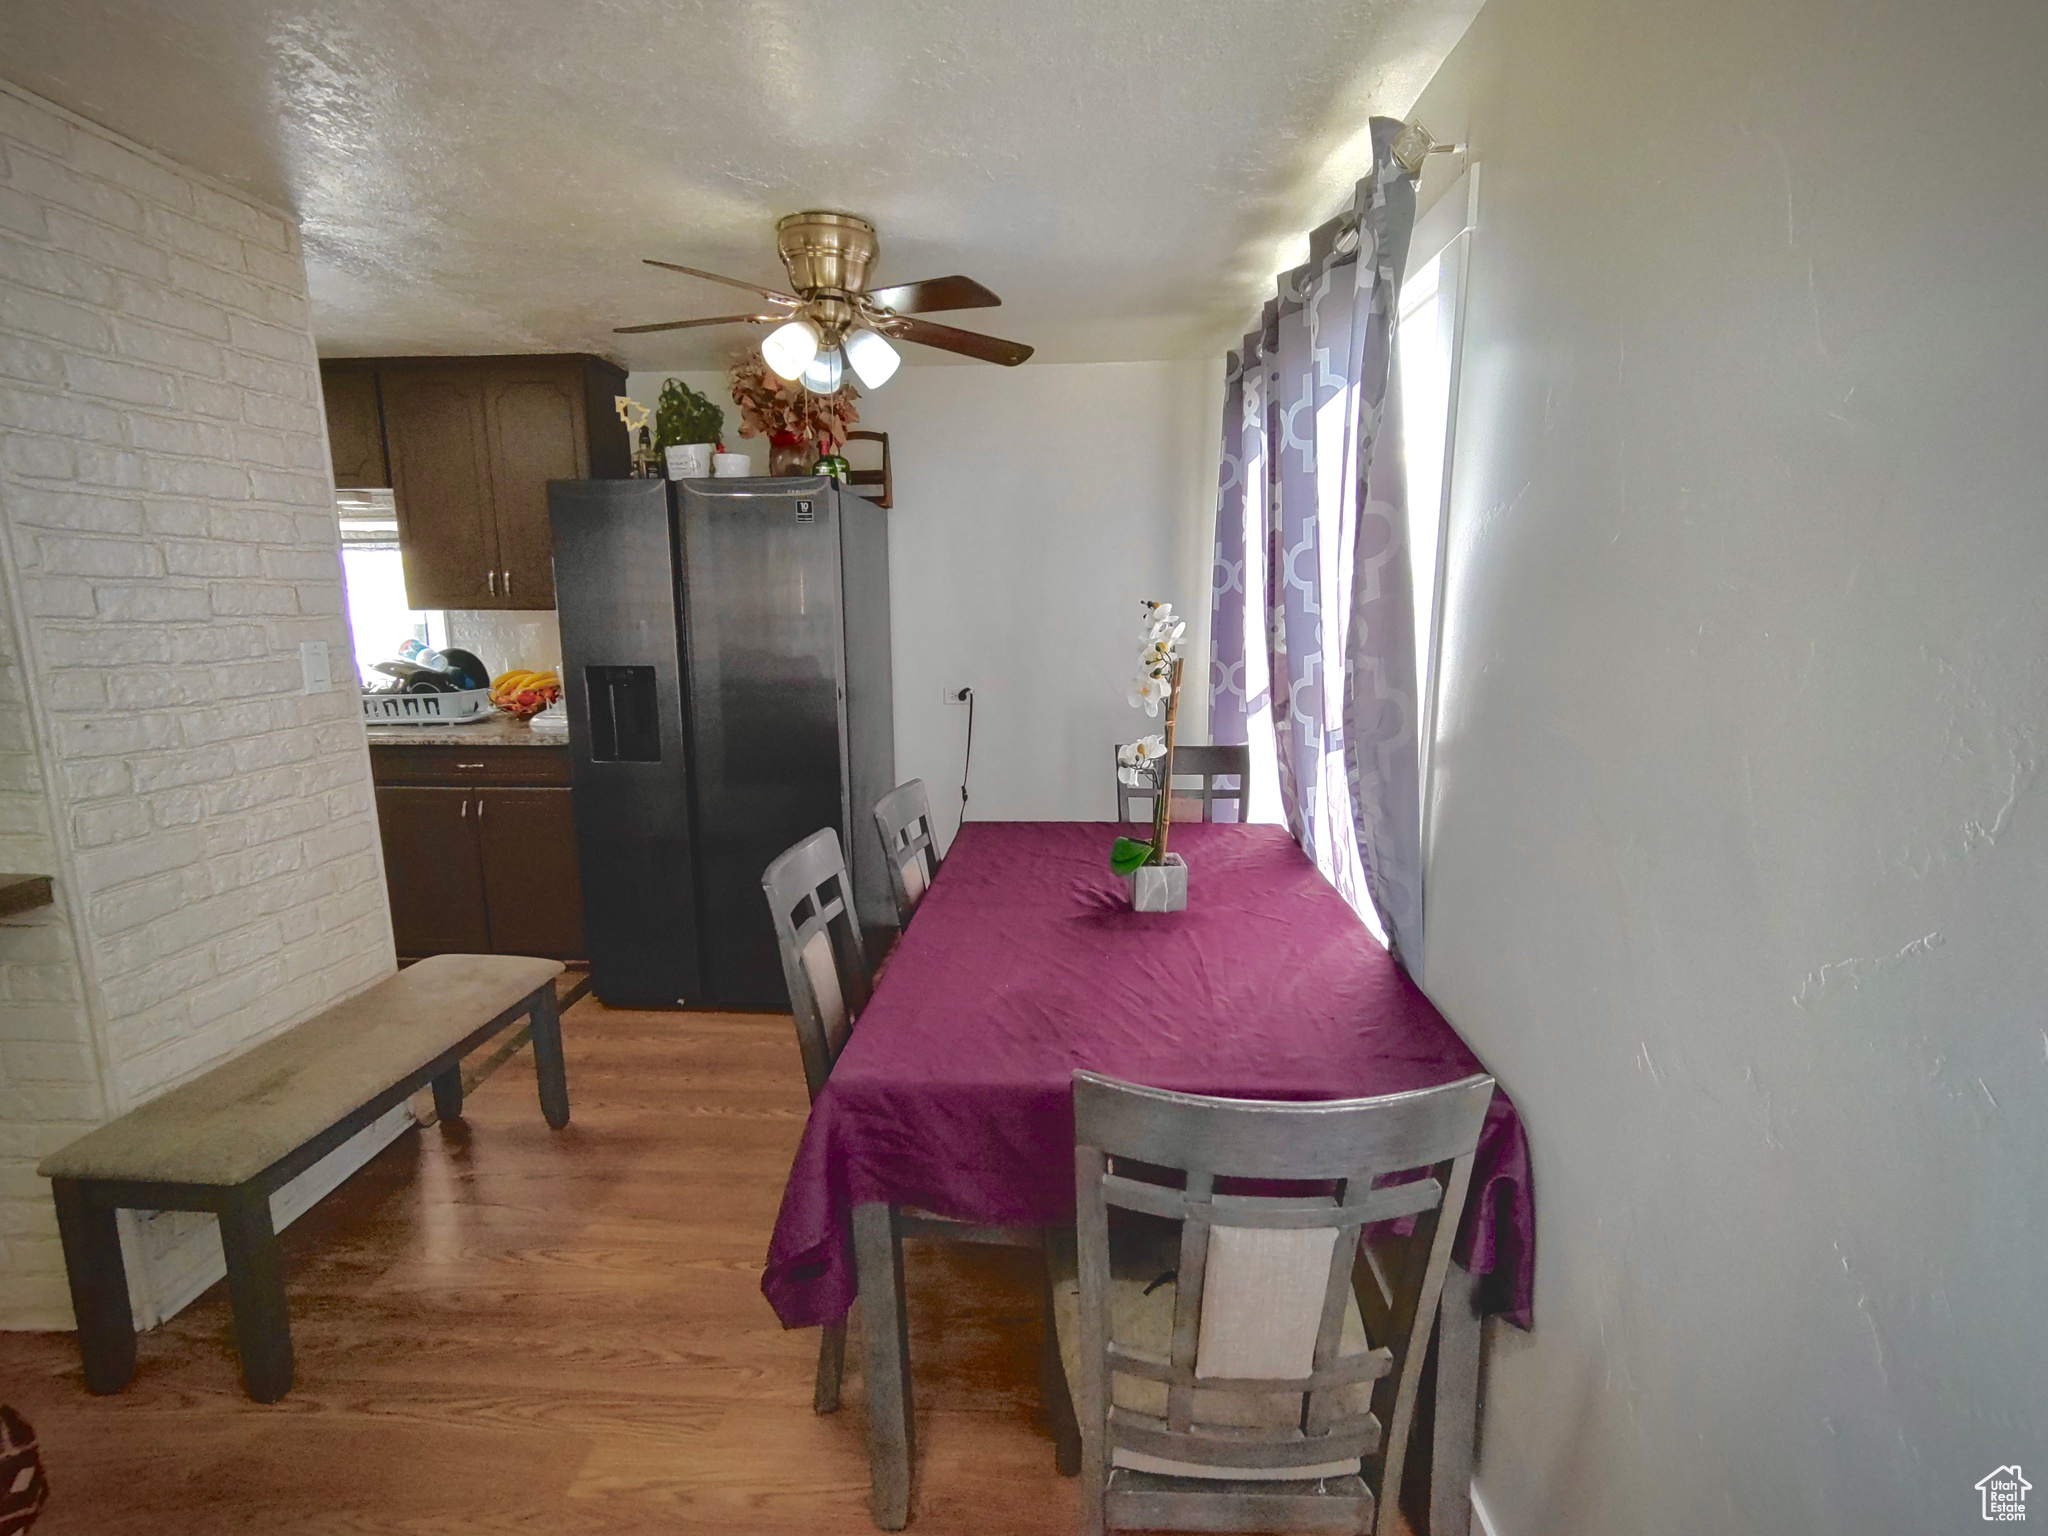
<box><xmin>762</xmin><ymin>822</ymin><xmax>1534</xmax><ymax>1329</ymax></box>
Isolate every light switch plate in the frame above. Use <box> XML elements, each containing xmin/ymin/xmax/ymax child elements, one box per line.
<box><xmin>300</xmin><ymin>640</ymin><xmax>331</xmax><ymax>694</ymax></box>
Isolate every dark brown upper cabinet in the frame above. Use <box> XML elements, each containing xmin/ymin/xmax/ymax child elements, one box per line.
<box><xmin>484</xmin><ymin>367</ymin><xmax>589</xmax><ymax>610</ymax></box>
<box><xmin>381</xmin><ymin>369</ymin><xmax>500</xmax><ymax>609</ymax></box>
<box><xmin>321</xmin><ymin>367</ymin><xmax>389</xmax><ymax>487</ymax></box>
<box><xmin>319</xmin><ymin>354</ymin><xmax>629</xmax><ymax>611</ymax></box>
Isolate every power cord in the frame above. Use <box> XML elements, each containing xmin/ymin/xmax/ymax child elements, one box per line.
<box><xmin>955</xmin><ymin>686</ymin><xmax>975</xmax><ymax>817</ymax></box>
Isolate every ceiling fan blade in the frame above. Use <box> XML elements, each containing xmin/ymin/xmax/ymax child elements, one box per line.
<box><xmin>613</xmin><ymin>313</ymin><xmax>776</xmax><ymax>335</ymax></box>
<box><xmin>883</xmin><ymin>315</ymin><xmax>1034</xmax><ymax>366</ymax></box>
<box><xmin>866</xmin><ymin>275</ymin><xmax>1001</xmax><ymax>314</ymax></box>
<box><xmin>643</xmin><ymin>259</ymin><xmax>800</xmax><ymax>306</ymax></box>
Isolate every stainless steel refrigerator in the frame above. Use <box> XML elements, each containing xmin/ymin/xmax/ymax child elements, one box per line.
<box><xmin>547</xmin><ymin>476</ymin><xmax>893</xmax><ymax>1010</ymax></box>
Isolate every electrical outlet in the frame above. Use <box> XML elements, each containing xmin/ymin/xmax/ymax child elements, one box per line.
<box><xmin>299</xmin><ymin>640</ymin><xmax>331</xmax><ymax>694</ymax></box>
<box><xmin>943</xmin><ymin>684</ymin><xmax>973</xmax><ymax>705</ymax></box>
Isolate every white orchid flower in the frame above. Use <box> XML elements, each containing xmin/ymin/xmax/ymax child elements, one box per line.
<box><xmin>1128</xmin><ymin>600</ymin><xmax>1182</xmax><ymax>717</ymax></box>
<box><xmin>1138</xmin><ymin>596</ymin><xmax>1187</xmax><ymax>656</ymax></box>
<box><xmin>1118</xmin><ymin>734</ymin><xmax>1167</xmax><ymax>784</ymax></box>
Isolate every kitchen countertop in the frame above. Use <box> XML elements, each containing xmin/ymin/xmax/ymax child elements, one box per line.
<box><xmin>364</xmin><ymin>713</ymin><xmax>568</xmax><ymax>749</ymax></box>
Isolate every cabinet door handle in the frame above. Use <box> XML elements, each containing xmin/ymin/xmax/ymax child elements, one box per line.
<box><xmin>454</xmin><ymin>762</ymin><xmax>485</xmax><ymax>770</ymax></box>
<box><xmin>503</xmin><ymin>570</ymin><xmax>512</xmax><ymax>597</ymax></box>
<box><xmin>476</xmin><ymin>798</ymin><xmax>485</xmax><ymax>821</ymax></box>
<box><xmin>487</xmin><ymin>570</ymin><xmax>497</xmax><ymax>596</ymax></box>
<box><xmin>460</xmin><ymin>798</ymin><xmax>469</xmax><ymax>819</ymax></box>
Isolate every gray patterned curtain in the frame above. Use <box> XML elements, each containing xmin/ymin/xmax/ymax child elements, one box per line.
<box><xmin>1340</xmin><ymin>119</ymin><xmax>1422</xmax><ymax>961</ymax></box>
<box><xmin>1208</xmin><ymin>117</ymin><xmax>1422</xmax><ymax>958</ymax></box>
<box><xmin>1208</xmin><ymin>329</ymin><xmax>1271</xmax><ymax>825</ymax></box>
<box><xmin>1270</xmin><ymin>248</ymin><xmax>1370</xmax><ymax>902</ymax></box>
<box><xmin>1208</xmin><ymin>357</ymin><xmax>1251</xmax><ymax>746</ymax></box>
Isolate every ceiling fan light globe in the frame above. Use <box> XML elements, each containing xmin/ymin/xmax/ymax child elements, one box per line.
<box><xmin>802</xmin><ymin>347</ymin><xmax>845</xmax><ymax>394</ymax></box>
<box><xmin>844</xmin><ymin>328</ymin><xmax>901</xmax><ymax>389</ymax></box>
<box><xmin>762</xmin><ymin>318</ymin><xmax>821</xmax><ymax>381</ymax></box>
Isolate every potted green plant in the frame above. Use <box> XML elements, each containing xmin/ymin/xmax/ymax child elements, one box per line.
<box><xmin>655</xmin><ymin>378</ymin><xmax>726</xmax><ymax>477</ymax></box>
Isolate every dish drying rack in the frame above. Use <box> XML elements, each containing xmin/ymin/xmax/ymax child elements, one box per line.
<box><xmin>360</xmin><ymin>688</ymin><xmax>495</xmax><ymax>724</ymax></box>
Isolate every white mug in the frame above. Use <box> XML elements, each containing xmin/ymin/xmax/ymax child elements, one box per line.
<box><xmin>665</xmin><ymin>443</ymin><xmax>713</xmax><ymax>479</ymax></box>
<box><xmin>712</xmin><ymin>452</ymin><xmax>752</xmax><ymax>478</ymax></box>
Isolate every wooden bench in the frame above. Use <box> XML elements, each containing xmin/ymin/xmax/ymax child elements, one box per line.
<box><xmin>37</xmin><ymin>954</ymin><xmax>571</xmax><ymax>1403</ymax></box>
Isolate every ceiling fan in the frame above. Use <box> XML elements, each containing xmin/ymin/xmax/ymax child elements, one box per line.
<box><xmin>615</xmin><ymin>211</ymin><xmax>1033</xmax><ymax>392</ymax></box>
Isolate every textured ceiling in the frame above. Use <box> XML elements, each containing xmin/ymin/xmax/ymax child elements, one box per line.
<box><xmin>0</xmin><ymin>0</ymin><xmax>1479</xmax><ymax>367</ymax></box>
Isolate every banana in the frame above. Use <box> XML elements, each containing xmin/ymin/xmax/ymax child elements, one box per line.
<box><xmin>489</xmin><ymin>669</ymin><xmax>560</xmax><ymax>716</ymax></box>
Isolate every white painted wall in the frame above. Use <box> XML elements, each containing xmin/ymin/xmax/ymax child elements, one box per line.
<box><xmin>0</xmin><ymin>81</ymin><xmax>400</xmax><ymax>1330</ymax></box>
<box><xmin>625</xmin><ymin>362</ymin><xmax>1221</xmax><ymax>846</ymax></box>
<box><xmin>1402</xmin><ymin>0</ymin><xmax>2048</xmax><ymax>1531</ymax></box>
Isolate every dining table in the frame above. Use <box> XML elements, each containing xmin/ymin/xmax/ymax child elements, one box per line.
<box><xmin>763</xmin><ymin>820</ymin><xmax>1533</xmax><ymax>1532</ymax></box>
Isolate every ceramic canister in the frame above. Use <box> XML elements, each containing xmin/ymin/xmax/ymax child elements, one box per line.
<box><xmin>665</xmin><ymin>443</ymin><xmax>714</xmax><ymax>479</ymax></box>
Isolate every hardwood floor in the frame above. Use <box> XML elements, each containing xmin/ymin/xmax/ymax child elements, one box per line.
<box><xmin>0</xmin><ymin>1002</ymin><xmax>1076</xmax><ymax>1534</ymax></box>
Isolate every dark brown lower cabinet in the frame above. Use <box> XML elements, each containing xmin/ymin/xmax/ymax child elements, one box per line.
<box><xmin>474</xmin><ymin>787</ymin><xmax>584</xmax><ymax>958</ymax></box>
<box><xmin>371</xmin><ymin>745</ymin><xmax>586</xmax><ymax>962</ymax></box>
<box><xmin>375</xmin><ymin>787</ymin><xmax>490</xmax><ymax>956</ymax></box>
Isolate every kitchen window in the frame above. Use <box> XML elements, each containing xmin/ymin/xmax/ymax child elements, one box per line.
<box><xmin>338</xmin><ymin>489</ymin><xmax>443</xmax><ymax>685</ymax></box>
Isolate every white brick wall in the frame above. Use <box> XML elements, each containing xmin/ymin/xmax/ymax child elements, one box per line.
<box><xmin>0</xmin><ymin>567</ymin><xmax>106</xmax><ymax>1323</ymax></box>
<box><xmin>0</xmin><ymin>81</ymin><xmax>399</xmax><ymax>1329</ymax></box>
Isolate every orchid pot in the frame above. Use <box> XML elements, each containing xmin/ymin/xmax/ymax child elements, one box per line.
<box><xmin>1127</xmin><ymin>852</ymin><xmax>1187</xmax><ymax>913</ymax></box>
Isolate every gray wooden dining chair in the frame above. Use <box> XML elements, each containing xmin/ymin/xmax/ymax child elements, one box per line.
<box><xmin>762</xmin><ymin>828</ymin><xmax>1047</xmax><ymax>1425</ymax></box>
<box><xmin>1049</xmin><ymin>1069</ymin><xmax>1495</xmax><ymax>1536</ymax></box>
<box><xmin>762</xmin><ymin>829</ymin><xmax>872</xmax><ymax>1418</ymax></box>
<box><xmin>873</xmin><ymin>779</ymin><xmax>940</xmax><ymax>928</ymax></box>
<box><xmin>1115</xmin><ymin>743</ymin><xmax>1250</xmax><ymax>825</ymax></box>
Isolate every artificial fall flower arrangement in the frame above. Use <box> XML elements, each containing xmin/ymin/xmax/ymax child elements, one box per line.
<box><xmin>1111</xmin><ymin>600</ymin><xmax>1188</xmax><ymax>875</ymax></box>
<box><xmin>727</xmin><ymin>353</ymin><xmax>861</xmax><ymax>451</ymax></box>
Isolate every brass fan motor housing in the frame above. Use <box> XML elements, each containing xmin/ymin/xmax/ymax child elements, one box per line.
<box><xmin>776</xmin><ymin>211</ymin><xmax>879</xmax><ymax>297</ymax></box>
<box><xmin>805</xmin><ymin>293</ymin><xmax>857</xmax><ymax>349</ymax></box>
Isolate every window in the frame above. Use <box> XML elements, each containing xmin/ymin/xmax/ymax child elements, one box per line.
<box><xmin>1399</xmin><ymin>252</ymin><xmax>1451</xmax><ymax>718</ymax></box>
<box><xmin>1207</xmin><ymin>167</ymin><xmax>1476</xmax><ymax>912</ymax></box>
<box><xmin>337</xmin><ymin>490</ymin><xmax>441</xmax><ymax>685</ymax></box>
<box><xmin>1395</xmin><ymin>169</ymin><xmax>1476</xmax><ymax>815</ymax></box>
